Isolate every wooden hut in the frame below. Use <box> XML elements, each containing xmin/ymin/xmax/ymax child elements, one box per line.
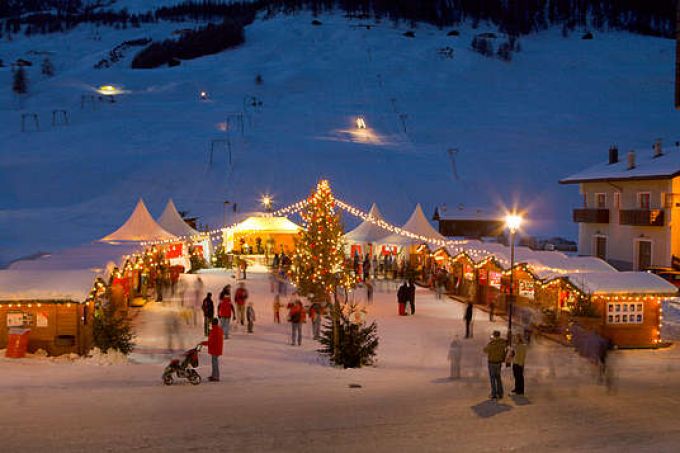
<box><xmin>0</xmin><ymin>270</ymin><xmax>96</xmax><ymax>356</ymax></box>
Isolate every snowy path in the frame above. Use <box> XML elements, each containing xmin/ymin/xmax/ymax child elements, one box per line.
<box><xmin>2</xmin><ymin>270</ymin><xmax>680</xmax><ymax>451</ymax></box>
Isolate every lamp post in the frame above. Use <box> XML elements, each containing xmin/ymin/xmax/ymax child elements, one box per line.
<box><xmin>261</xmin><ymin>194</ymin><xmax>273</xmax><ymax>213</ymax></box>
<box><xmin>505</xmin><ymin>213</ymin><xmax>523</xmax><ymax>341</ymax></box>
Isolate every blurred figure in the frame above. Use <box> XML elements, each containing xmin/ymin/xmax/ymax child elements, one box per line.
<box><xmin>246</xmin><ymin>302</ymin><xmax>256</xmax><ymax>333</ymax></box>
<box><xmin>365</xmin><ymin>280</ymin><xmax>373</xmax><ymax>304</ymax></box>
<box><xmin>289</xmin><ymin>299</ymin><xmax>304</xmax><ymax>346</ymax></box>
<box><xmin>192</xmin><ymin>277</ymin><xmax>204</xmax><ymax>327</ymax></box>
<box><xmin>201</xmin><ymin>292</ymin><xmax>214</xmax><ymax>337</ymax></box>
<box><xmin>165</xmin><ymin>308</ymin><xmax>182</xmax><ymax>352</ymax></box>
<box><xmin>510</xmin><ymin>333</ymin><xmax>527</xmax><ymax>395</ymax></box>
<box><xmin>464</xmin><ymin>302</ymin><xmax>474</xmax><ymax>338</ymax></box>
<box><xmin>273</xmin><ymin>294</ymin><xmax>282</xmax><ymax>323</ymax></box>
<box><xmin>235</xmin><ymin>283</ymin><xmax>249</xmax><ymax>326</ymax></box>
<box><xmin>309</xmin><ymin>301</ymin><xmax>322</xmax><ymax>340</ymax></box>
<box><xmin>448</xmin><ymin>335</ymin><xmax>462</xmax><ymax>379</ymax></box>
<box><xmin>218</xmin><ymin>288</ymin><xmax>235</xmax><ymax>339</ymax></box>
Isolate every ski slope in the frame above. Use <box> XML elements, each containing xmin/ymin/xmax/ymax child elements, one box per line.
<box><xmin>1</xmin><ymin>10</ymin><xmax>678</xmax><ymax>265</ymax></box>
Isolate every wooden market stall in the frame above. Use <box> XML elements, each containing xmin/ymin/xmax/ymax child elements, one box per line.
<box><xmin>0</xmin><ymin>270</ymin><xmax>97</xmax><ymax>356</ymax></box>
<box><xmin>224</xmin><ymin>215</ymin><xmax>302</xmax><ymax>255</ymax></box>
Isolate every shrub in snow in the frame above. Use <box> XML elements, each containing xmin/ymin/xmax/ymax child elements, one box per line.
<box><xmin>582</xmin><ymin>32</ymin><xmax>594</xmax><ymax>40</ymax></box>
<box><xmin>93</xmin><ymin>302</ymin><xmax>135</xmax><ymax>355</ymax></box>
<box><xmin>497</xmin><ymin>41</ymin><xmax>513</xmax><ymax>61</ymax></box>
<box><xmin>318</xmin><ymin>302</ymin><xmax>378</xmax><ymax>369</ymax></box>
<box><xmin>255</xmin><ymin>74</ymin><xmax>263</xmax><ymax>85</ymax></box>
<box><xmin>403</xmin><ymin>31</ymin><xmax>415</xmax><ymax>38</ymax></box>
<box><xmin>311</xmin><ymin>19</ymin><xmax>322</xmax><ymax>26</ymax></box>
<box><xmin>471</xmin><ymin>35</ymin><xmax>493</xmax><ymax>57</ymax></box>
<box><xmin>447</xmin><ymin>30</ymin><xmax>460</xmax><ymax>36</ymax></box>
<box><xmin>12</xmin><ymin>66</ymin><xmax>28</xmax><ymax>94</ymax></box>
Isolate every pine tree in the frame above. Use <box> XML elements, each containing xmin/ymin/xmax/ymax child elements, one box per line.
<box><xmin>318</xmin><ymin>302</ymin><xmax>379</xmax><ymax>368</ymax></box>
<box><xmin>93</xmin><ymin>301</ymin><xmax>135</xmax><ymax>354</ymax></box>
<box><xmin>290</xmin><ymin>179</ymin><xmax>354</xmax><ymax>301</ymax></box>
<box><xmin>41</xmin><ymin>57</ymin><xmax>55</xmax><ymax>77</ymax></box>
<box><xmin>12</xmin><ymin>66</ymin><xmax>27</xmax><ymax>94</ymax></box>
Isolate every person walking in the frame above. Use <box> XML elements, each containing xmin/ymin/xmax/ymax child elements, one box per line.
<box><xmin>448</xmin><ymin>335</ymin><xmax>463</xmax><ymax>379</ymax></box>
<box><xmin>201</xmin><ymin>318</ymin><xmax>223</xmax><ymax>382</ymax></box>
<box><xmin>273</xmin><ymin>294</ymin><xmax>282</xmax><ymax>323</ymax></box>
<box><xmin>365</xmin><ymin>280</ymin><xmax>374</xmax><ymax>304</ymax></box>
<box><xmin>309</xmin><ymin>301</ymin><xmax>322</xmax><ymax>340</ymax></box>
<box><xmin>289</xmin><ymin>300</ymin><xmax>304</xmax><ymax>346</ymax></box>
<box><xmin>397</xmin><ymin>281</ymin><xmax>408</xmax><ymax>316</ymax></box>
<box><xmin>201</xmin><ymin>292</ymin><xmax>214</xmax><ymax>337</ymax></box>
<box><xmin>408</xmin><ymin>280</ymin><xmax>416</xmax><ymax>315</ymax></box>
<box><xmin>192</xmin><ymin>277</ymin><xmax>204</xmax><ymax>327</ymax></box>
<box><xmin>363</xmin><ymin>254</ymin><xmax>371</xmax><ymax>282</ymax></box>
<box><xmin>484</xmin><ymin>330</ymin><xmax>508</xmax><ymax>400</ymax></box>
<box><xmin>217</xmin><ymin>289</ymin><xmax>235</xmax><ymax>339</ymax></box>
<box><xmin>510</xmin><ymin>333</ymin><xmax>527</xmax><ymax>395</ymax></box>
<box><xmin>235</xmin><ymin>283</ymin><xmax>248</xmax><ymax>326</ymax></box>
<box><xmin>489</xmin><ymin>300</ymin><xmax>495</xmax><ymax>322</ymax></box>
<box><xmin>464</xmin><ymin>302</ymin><xmax>474</xmax><ymax>339</ymax></box>
<box><xmin>246</xmin><ymin>302</ymin><xmax>256</xmax><ymax>333</ymax></box>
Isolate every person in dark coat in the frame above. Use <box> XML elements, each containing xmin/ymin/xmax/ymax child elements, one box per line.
<box><xmin>464</xmin><ymin>301</ymin><xmax>474</xmax><ymax>338</ymax></box>
<box><xmin>201</xmin><ymin>292</ymin><xmax>214</xmax><ymax>336</ymax></box>
<box><xmin>407</xmin><ymin>280</ymin><xmax>416</xmax><ymax>315</ymax></box>
<box><xmin>397</xmin><ymin>282</ymin><xmax>408</xmax><ymax>316</ymax></box>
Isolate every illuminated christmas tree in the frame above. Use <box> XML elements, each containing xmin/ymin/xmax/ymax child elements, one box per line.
<box><xmin>291</xmin><ymin>179</ymin><xmax>354</xmax><ymax>302</ymax></box>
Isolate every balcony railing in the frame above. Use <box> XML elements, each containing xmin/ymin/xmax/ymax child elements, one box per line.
<box><xmin>619</xmin><ymin>209</ymin><xmax>665</xmax><ymax>227</ymax></box>
<box><xmin>573</xmin><ymin>208</ymin><xmax>609</xmax><ymax>224</ymax></box>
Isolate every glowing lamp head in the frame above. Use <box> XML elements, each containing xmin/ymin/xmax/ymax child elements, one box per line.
<box><xmin>356</xmin><ymin>116</ymin><xmax>367</xmax><ymax>129</ymax></box>
<box><xmin>200</xmin><ymin>90</ymin><xmax>208</xmax><ymax>99</ymax></box>
<box><xmin>505</xmin><ymin>213</ymin><xmax>523</xmax><ymax>232</ymax></box>
<box><xmin>261</xmin><ymin>194</ymin><xmax>273</xmax><ymax>210</ymax></box>
<box><xmin>97</xmin><ymin>85</ymin><xmax>121</xmax><ymax>95</ymax></box>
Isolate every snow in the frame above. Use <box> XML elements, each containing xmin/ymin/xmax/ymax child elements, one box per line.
<box><xmin>2</xmin><ymin>268</ymin><xmax>680</xmax><ymax>450</ymax></box>
<box><xmin>344</xmin><ymin>202</ymin><xmax>390</xmax><ymax>243</ymax></box>
<box><xmin>561</xmin><ymin>146</ymin><xmax>680</xmax><ymax>183</ymax></box>
<box><xmin>7</xmin><ymin>241</ymin><xmax>138</xmax><ymax>272</ymax></box>
<box><xmin>563</xmin><ymin>271</ymin><xmax>677</xmax><ymax>295</ymax></box>
<box><xmin>2</xmin><ymin>13</ymin><xmax>678</xmax><ymax>266</ymax></box>
<box><xmin>0</xmin><ymin>269</ymin><xmax>96</xmax><ymax>301</ymax></box>
<box><xmin>157</xmin><ymin>198</ymin><xmax>200</xmax><ymax>237</ymax></box>
<box><xmin>101</xmin><ymin>199</ymin><xmax>177</xmax><ymax>242</ymax></box>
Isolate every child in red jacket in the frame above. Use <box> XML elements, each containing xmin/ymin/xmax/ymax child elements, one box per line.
<box><xmin>202</xmin><ymin>318</ymin><xmax>224</xmax><ymax>382</ymax></box>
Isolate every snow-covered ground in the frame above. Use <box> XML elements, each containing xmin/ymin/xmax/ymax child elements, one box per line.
<box><xmin>1</xmin><ymin>11</ymin><xmax>678</xmax><ymax>265</ymax></box>
<box><xmin>2</xmin><ymin>269</ymin><xmax>680</xmax><ymax>451</ymax></box>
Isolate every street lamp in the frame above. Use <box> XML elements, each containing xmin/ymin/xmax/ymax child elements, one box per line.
<box><xmin>261</xmin><ymin>194</ymin><xmax>273</xmax><ymax>212</ymax></box>
<box><xmin>504</xmin><ymin>213</ymin><xmax>523</xmax><ymax>341</ymax></box>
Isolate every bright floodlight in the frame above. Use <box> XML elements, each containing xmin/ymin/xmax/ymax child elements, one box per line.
<box><xmin>200</xmin><ymin>90</ymin><xmax>208</xmax><ymax>100</ymax></box>
<box><xmin>97</xmin><ymin>85</ymin><xmax>121</xmax><ymax>96</ymax></box>
<box><xmin>505</xmin><ymin>213</ymin><xmax>523</xmax><ymax>232</ymax></box>
<box><xmin>356</xmin><ymin>116</ymin><xmax>367</xmax><ymax>129</ymax></box>
<box><xmin>261</xmin><ymin>194</ymin><xmax>272</xmax><ymax>210</ymax></box>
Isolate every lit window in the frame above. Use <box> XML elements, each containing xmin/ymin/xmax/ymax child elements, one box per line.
<box><xmin>607</xmin><ymin>302</ymin><xmax>644</xmax><ymax>324</ymax></box>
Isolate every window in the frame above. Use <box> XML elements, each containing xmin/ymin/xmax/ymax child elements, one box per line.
<box><xmin>613</xmin><ymin>192</ymin><xmax>621</xmax><ymax>209</ymax></box>
<box><xmin>595</xmin><ymin>193</ymin><xmax>606</xmax><ymax>208</ymax></box>
<box><xmin>638</xmin><ymin>192</ymin><xmax>651</xmax><ymax>209</ymax></box>
<box><xmin>636</xmin><ymin>240</ymin><xmax>652</xmax><ymax>271</ymax></box>
<box><xmin>594</xmin><ymin>236</ymin><xmax>607</xmax><ymax>260</ymax></box>
<box><xmin>607</xmin><ymin>302</ymin><xmax>644</xmax><ymax>324</ymax></box>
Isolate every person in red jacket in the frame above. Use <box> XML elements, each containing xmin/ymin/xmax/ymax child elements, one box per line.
<box><xmin>234</xmin><ymin>283</ymin><xmax>249</xmax><ymax>326</ymax></box>
<box><xmin>201</xmin><ymin>318</ymin><xmax>224</xmax><ymax>382</ymax></box>
<box><xmin>218</xmin><ymin>290</ymin><xmax>235</xmax><ymax>340</ymax></box>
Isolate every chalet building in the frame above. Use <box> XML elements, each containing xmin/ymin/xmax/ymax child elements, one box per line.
<box><xmin>433</xmin><ymin>205</ymin><xmax>504</xmax><ymax>238</ymax></box>
<box><xmin>560</xmin><ymin>141</ymin><xmax>680</xmax><ymax>270</ymax></box>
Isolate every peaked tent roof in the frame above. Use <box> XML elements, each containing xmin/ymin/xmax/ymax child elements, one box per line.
<box><xmin>233</xmin><ymin>216</ymin><xmax>301</xmax><ymax>233</ymax></box>
<box><xmin>157</xmin><ymin>199</ymin><xmax>200</xmax><ymax>238</ymax></box>
<box><xmin>379</xmin><ymin>204</ymin><xmax>446</xmax><ymax>246</ymax></box>
<box><xmin>100</xmin><ymin>199</ymin><xmax>177</xmax><ymax>242</ymax></box>
<box><xmin>345</xmin><ymin>203</ymin><xmax>390</xmax><ymax>243</ymax></box>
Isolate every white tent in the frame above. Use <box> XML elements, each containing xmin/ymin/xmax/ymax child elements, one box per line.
<box><xmin>100</xmin><ymin>199</ymin><xmax>176</xmax><ymax>243</ymax></box>
<box><xmin>379</xmin><ymin>203</ymin><xmax>445</xmax><ymax>247</ymax></box>
<box><xmin>344</xmin><ymin>203</ymin><xmax>390</xmax><ymax>243</ymax></box>
<box><xmin>157</xmin><ymin>199</ymin><xmax>200</xmax><ymax>238</ymax></box>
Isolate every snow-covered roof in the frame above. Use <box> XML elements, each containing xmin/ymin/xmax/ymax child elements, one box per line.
<box><xmin>157</xmin><ymin>199</ymin><xmax>200</xmax><ymax>238</ymax></box>
<box><xmin>233</xmin><ymin>216</ymin><xmax>301</xmax><ymax>233</ymax></box>
<box><xmin>0</xmin><ymin>269</ymin><xmax>96</xmax><ymax>302</ymax></box>
<box><xmin>564</xmin><ymin>271</ymin><xmax>677</xmax><ymax>295</ymax></box>
<box><xmin>560</xmin><ymin>148</ymin><xmax>680</xmax><ymax>184</ymax></box>
<box><xmin>100</xmin><ymin>199</ymin><xmax>177</xmax><ymax>242</ymax></box>
<box><xmin>344</xmin><ymin>203</ymin><xmax>390</xmax><ymax>243</ymax></box>
<box><xmin>8</xmin><ymin>242</ymin><xmax>138</xmax><ymax>273</ymax></box>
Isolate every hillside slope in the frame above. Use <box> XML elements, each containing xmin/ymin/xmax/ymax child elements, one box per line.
<box><xmin>0</xmin><ymin>12</ymin><xmax>677</xmax><ymax>264</ymax></box>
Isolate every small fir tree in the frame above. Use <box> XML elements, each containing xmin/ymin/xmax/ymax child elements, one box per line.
<box><xmin>12</xmin><ymin>66</ymin><xmax>27</xmax><ymax>94</ymax></box>
<box><xmin>93</xmin><ymin>301</ymin><xmax>135</xmax><ymax>354</ymax></box>
<box><xmin>318</xmin><ymin>302</ymin><xmax>378</xmax><ymax>368</ymax></box>
<box><xmin>41</xmin><ymin>57</ymin><xmax>55</xmax><ymax>77</ymax></box>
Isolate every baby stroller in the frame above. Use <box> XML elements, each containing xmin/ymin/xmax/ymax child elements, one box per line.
<box><xmin>162</xmin><ymin>343</ymin><xmax>203</xmax><ymax>385</ymax></box>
